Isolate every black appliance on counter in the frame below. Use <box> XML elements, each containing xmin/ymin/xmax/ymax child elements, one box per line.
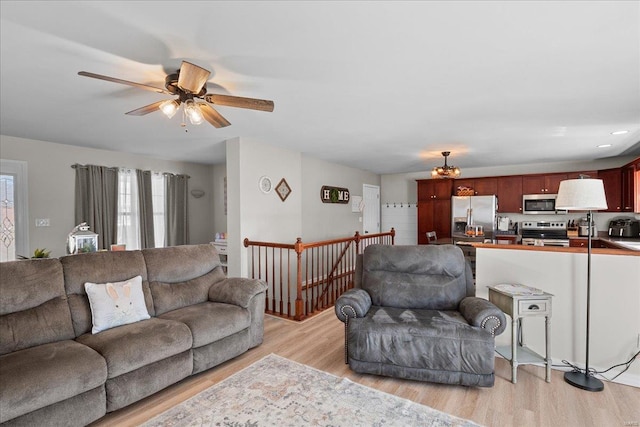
<box><xmin>520</xmin><ymin>221</ymin><xmax>569</xmax><ymax>247</ymax></box>
<box><xmin>608</xmin><ymin>218</ymin><xmax>640</xmax><ymax>238</ymax></box>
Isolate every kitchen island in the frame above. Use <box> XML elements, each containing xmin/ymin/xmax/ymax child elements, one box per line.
<box><xmin>474</xmin><ymin>242</ymin><xmax>640</xmax><ymax>387</ymax></box>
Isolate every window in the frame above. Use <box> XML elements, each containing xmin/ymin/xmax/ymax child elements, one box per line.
<box><xmin>117</xmin><ymin>168</ymin><xmax>141</xmax><ymax>250</ymax></box>
<box><xmin>116</xmin><ymin>169</ymin><xmax>166</xmax><ymax>250</ymax></box>
<box><xmin>0</xmin><ymin>160</ymin><xmax>28</xmax><ymax>261</ymax></box>
<box><xmin>151</xmin><ymin>172</ymin><xmax>165</xmax><ymax>248</ymax></box>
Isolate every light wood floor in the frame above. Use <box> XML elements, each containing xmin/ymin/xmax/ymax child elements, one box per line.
<box><xmin>92</xmin><ymin>309</ymin><xmax>640</xmax><ymax>427</ymax></box>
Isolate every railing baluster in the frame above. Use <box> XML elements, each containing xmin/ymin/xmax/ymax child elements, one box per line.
<box><xmin>244</xmin><ymin>228</ymin><xmax>395</xmax><ymax>321</ymax></box>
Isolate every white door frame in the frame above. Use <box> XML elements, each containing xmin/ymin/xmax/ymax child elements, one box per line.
<box><xmin>0</xmin><ymin>159</ymin><xmax>29</xmax><ymax>259</ymax></box>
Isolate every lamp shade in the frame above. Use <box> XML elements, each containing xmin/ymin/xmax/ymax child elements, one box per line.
<box><xmin>556</xmin><ymin>178</ymin><xmax>608</xmax><ymax>210</ymax></box>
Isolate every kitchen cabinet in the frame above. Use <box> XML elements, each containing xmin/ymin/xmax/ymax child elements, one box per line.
<box><xmin>522</xmin><ymin>173</ymin><xmax>567</xmax><ymax>194</ymax></box>
<box><xmin>569</xmin><ymin>238</ymin><xmax>606</xmax><ymax>249</ymax></box>
<box><xmin>635</xmin><ymin>159</ymin><xmax>640</xmax><ymax>212</ymax></box>
<box><xmin>497</xmin><ymin>176</ymin><xmax>523</xmax><ymax>213</ymax></box>
<box><xmin>567</xmin><ymin>171</ymin><xmax>598</xmax><ymax>179</ymax></box>
<box><xmin>599</xmin><ymin>158</ymin><xmax>639</xmax><ymax>213</ymax></box>
<box><xmin>417</xmin><ymin>179</ymin><xmax>453</xmax><ymax>243</ymax></box>
<box><xmin>453</xmin><ymin>178</ymin><xmax>497</xmax><ymax>196</ymax></box>
<box><xmin>418</xmin><ymin>179</ymin><xmax>453</xmax><ymax>200</ymax></box>
<box><xmin>474</xmin><ymin>178</ymin><xmax>498</xmax><ymax>195</ymax></box>
<box><xmin>598</xmin><ymin>168</ymin><xmax>622</xmax><ymax>212</ymax></box>
<box><xmin>622</xmin><ymin>163</ymin><xmax>636</xmax><ymax>212</ymax></box>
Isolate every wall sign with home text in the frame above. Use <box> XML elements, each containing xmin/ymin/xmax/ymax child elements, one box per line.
<box><xmin>320</xmin><ymin>186</ymin><xmax>350</xmax><ymax>204</ymax></box>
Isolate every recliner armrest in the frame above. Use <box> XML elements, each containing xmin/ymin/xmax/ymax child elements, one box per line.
<box><xmin>459</xmin><ymin>296</ymin><xmax>507</xmax><ymax>336</ymax></box>
<box><xmin>209</xmin><ymin>278</ymin><xmax>267</xmax><ymax>308</ymax></box>
<box><xmin>334</xmin><ymin>288</ymin><xmax>372</xmax><ymax>323</ymax></box>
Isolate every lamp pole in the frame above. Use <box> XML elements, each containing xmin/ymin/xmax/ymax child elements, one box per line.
<box><xmin>564</xmin><ymin>209</ymin><xmax>604</xmax><ymax>391</ymax></box>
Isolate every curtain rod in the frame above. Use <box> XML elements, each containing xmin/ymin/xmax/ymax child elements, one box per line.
<box><xmin>71</xmin><ymin>164</ymin><xmax>190</xmax><ymax>178</ymax></box>
<box><xmin>71</xmin><ymin>163</ymin><xmax>118</xmax><ymax>171</ymax></box>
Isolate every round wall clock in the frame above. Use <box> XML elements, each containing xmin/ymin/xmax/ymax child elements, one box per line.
<box><xmin>258</xmin><ymin>176</ymin><xmax>272</xmax><ymax>194</ymax></box>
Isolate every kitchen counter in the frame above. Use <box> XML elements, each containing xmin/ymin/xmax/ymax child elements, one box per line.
<box><xmin>429</xmin><ymin>235</ymin><xmax>640</xmax><ymax>254</ymax></box>
<box><xmin>474</xmin><ymin>246</ymin><xmax>640</xmax><ymax>386</ymax></box>
<box><xmin>576</xmin><ymin>235</ymin><xmax>640</xmax><ymax>251</ymax></box>
<box><xmin>471</xmin><ymin>240</ymin><xmax>640</xmax><ymax>255</ymax></box>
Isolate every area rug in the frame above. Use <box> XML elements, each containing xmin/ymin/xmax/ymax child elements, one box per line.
<box><xmin>142</xmin><ymin>354</ymin><xmax>481</xmax><ymax>427</ymax></box>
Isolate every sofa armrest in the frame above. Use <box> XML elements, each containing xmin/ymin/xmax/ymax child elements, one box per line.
<box><xmin>208</xmin><ymin>278</ymin><xmax>267</xmax><ymax>308</ymax></box>
<box><xmin>459</xmin><ymin>296</ymin><xmax>507</xmax><ymax>336</ymax></box>
<box><xmin>334</xmin><ymin>288</ymin><xmax>372</xmax><ymax>323</ymax></box>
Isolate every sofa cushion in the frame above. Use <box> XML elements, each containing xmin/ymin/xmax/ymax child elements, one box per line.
<box><xmin>0</xmin><ymin>259</ymin><xmax>75</xmax><ymax>355</ymax></box>
<box><xmin>143</xmin><ymin>244</ymin><xmax>222</xmax><ymax>283</ymax></box>
<box><xmin>143</xmin><ymin>244</ymin><xmax>226</xmax><ymax>316</ymax></box>
<box><xmin>159</xmin><ymin>302</ymin><xmax>251</xmax><ymax>348</ymax></box>
<box><xmin>105</xmin><ymin>350</ymin><xmax>192</xmax><ymax>412</ymax></box>
<box><xmin>362</xmin><ymin>245</ymin><xmax>467</xmax><ymax>310</ymax></box>
<box><xmin>85</xmin><ymin>275</ymin><xmax>150</xmax><ymax>334</ymax></box>
<box><xmin>61</xmin><ymin>251</ymin><xmax>154</xmax><ymax>336</ymax></box>
<box><xmin>0</xmin><ymin>340</ymin><xmax>107</xmax><ymax>423</ymax></box>
<box><xmin>75</xmin><ymin>317</ymin><xmax>192</xmax><ymax>378</ymax></box>
<box><xmin>149</xmin><ymin>269</ymin><xmax>224</xmax><ymax>316</ymax></box>
<box><xmin>347</xmin><ymin>306</ymin><xmax>495</xmax><ymax>375</ymax></box>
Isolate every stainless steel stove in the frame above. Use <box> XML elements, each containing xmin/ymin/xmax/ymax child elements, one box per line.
<box><xmin>520</xmin><ymin>221</ymin><xmax>569</xmax><ymax>247</ymax></box>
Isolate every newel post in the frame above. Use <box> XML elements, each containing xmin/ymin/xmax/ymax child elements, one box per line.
<box><xmin>354</xmin><ymin>231</ymin><xmax>361</xmax><ymax>254</ymax></box>
<box><xmin>390</xmin><ymin>227</ymin><xmax>396</xmax><ymax>245</ymax></box>
<box><xmin>294</xmin><ymin>237</ymin><xmax>304</xmax><ymax>321</ymax></box>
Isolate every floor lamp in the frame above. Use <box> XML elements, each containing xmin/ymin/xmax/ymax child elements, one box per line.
<box><xmin>556</xmin><ymin>177</ymin><xmax>608</xmax><ymax>392</ymax></box>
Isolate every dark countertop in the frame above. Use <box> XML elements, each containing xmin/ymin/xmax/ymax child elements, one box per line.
<box><xmin>471</xmin><ymin>240</ymin><xmax>640</xmax><ymax>255</ymax></box>
<box><xmin>583</xmin><ymin>235</ymin><xmax>640</xmax><ymax>251</ymax></box>
<box><xmin>429</xmin><ymin>235</ymin><xmax>640</xmax><ymax>254</ymax></box>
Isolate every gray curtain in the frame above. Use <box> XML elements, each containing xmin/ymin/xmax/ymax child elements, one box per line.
<box><xmin>165</xmin><ymin>173</ymin><xmax>189</xmax><ymax>246</ymax></box>
<box><xmin>74</xmin><ymin>164</ymin><xmax>118</xmax><ymax>250</ymax></box>
<box><xmin>136</xmin><ymin>169</ymin><xmax>155</xmax><ymax>249</ymax></box>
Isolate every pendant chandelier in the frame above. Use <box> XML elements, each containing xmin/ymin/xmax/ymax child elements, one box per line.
<box><xmin>431</xmin><ymin>151</ymin><xmax>461</xmax><ymax>178</ymax></box>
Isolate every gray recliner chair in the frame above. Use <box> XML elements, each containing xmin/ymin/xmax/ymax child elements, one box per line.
<box><xmin>335</xmin><ymin>244</ymin><xmax>506</xmax><ymax>387</ymax></box>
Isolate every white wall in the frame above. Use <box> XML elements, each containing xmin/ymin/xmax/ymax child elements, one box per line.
<box><xmin>226</xmin><ymin>137</ymin><xmax>303</xmax><ymax>277</ymax></box>
<box><xmin>225</xmin><ymin>139</ymin><xmax>382</xmax><ymax>277</ymax></box>
<box><xmin>301</xmin><ymin>155</ymin><xmax>380</xmax><ymax>241</ymax></box>
<box><xmin>476</xmin><ymin>247</ymin><xmax>640</xmax><ymax>387</ymax></box>
<box><xmin>0</xmin><ymin>135</ymin><xmax>215</xmax><ymax>257</ymax></box>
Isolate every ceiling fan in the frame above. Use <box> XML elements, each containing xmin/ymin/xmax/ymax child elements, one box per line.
<box><xmin>78</xmin><ymin>61</ymin><xmax>274</xmax><ymax>128</ymax></box>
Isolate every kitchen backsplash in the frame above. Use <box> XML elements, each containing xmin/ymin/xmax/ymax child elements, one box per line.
<box><xmin>503</xmin><ymin>212</ymin><xmax>640</xmax><ymax>235</ymax></box>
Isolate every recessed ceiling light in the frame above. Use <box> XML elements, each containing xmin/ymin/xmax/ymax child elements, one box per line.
<box><xmin>597</xmin><ymin>144</ymin><xmax>612</xmax><ymax>148</ymax></box>
<box><xmin>611</xmin><ymin>130</ymin><xmax>629</xmax><ymax>135</ymax></box>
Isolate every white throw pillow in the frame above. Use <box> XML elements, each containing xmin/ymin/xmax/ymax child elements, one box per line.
<box><xmin>85</xmin><ymin>275</ymin><xmax>150</xmax><ymax>334</ymax></box>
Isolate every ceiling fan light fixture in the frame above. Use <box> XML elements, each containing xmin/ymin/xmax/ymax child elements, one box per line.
<box><xmin>159</xmin><ymin>99</ymin><xmax>180</xmax><ymax>119</ymax></box>
<box><xmin>184</xmin><ymin>99</ymin><xmax>204</xmax><ymax>125</ymax></box>
<box><xmin>431</xmin><ymin>151</ymin><xmax>461</xmax><ymax>179</ymax></box>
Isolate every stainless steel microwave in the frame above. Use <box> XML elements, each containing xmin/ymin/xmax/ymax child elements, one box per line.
<box><xmin>522</xmin><ymin>194</ymin><xmax>567</xmax><ymax>215</ymax></box>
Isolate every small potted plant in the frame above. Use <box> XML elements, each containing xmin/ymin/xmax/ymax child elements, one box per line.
<box><xmin>17</xmin><ymin>248</ymin><xmax>51</xmax><ymax>259</ymax></box>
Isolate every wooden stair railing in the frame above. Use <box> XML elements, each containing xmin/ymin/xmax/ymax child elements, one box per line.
<box><xmin>244</xmin><ymin>228</ymin><xmax>395</xmax><ymax>321</ymax></box>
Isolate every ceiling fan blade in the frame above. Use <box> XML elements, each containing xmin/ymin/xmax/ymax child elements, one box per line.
<box><xmin>204</xmin><ymin>94</ymin><xmax>275</xmax><ymax>112</ymax></box>
<box><xmin>78</xmin><ymin>71</ymin><xmax>170</xmax><ymax>94</ymax></box>
<box><xmin>177</xmin><ymin>61</ymin><xmax>211</xmax><ymax>94</ymax></box>
<box><xmin>199</xmin><ymin>104</ymin><xmax>231</xmax><ymax>128</ymax></box>
<box><xmin>125</xmin><ymin>100</ymin><xmax>166</xmax><ymax>116</ymax></box>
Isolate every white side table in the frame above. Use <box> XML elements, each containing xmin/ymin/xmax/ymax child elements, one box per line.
<box><xmin>211</xmin><ymin>241</ymin><xmax>228</xmax><ymax>274</ymax></box>
<box><xmin>488</xmin><ymin>285</ymin><xmax>553</xmax><ymax>384</ymax></box>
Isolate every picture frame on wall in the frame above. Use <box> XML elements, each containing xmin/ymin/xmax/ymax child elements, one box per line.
<box><xmin>276</xmin><ymin>178</ymin><xmax>292</xmax><ymax>202</ymax></box>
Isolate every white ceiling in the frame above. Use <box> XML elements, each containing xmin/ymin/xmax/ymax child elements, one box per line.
<box><xmin>1</xmin><ymin>1</ymin><xmax>639</xmax><ymax>175</ymax></box>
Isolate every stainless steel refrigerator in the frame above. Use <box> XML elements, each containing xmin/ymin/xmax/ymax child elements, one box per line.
<box><xmin>451</xmin><ymin>195</ymin><xmax>498</xmax><ymax>240</ymax></box>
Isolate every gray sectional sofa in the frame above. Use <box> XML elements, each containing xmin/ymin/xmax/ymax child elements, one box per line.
<box><xmin>0</xmin><ymin>244</ymin><xmax>267</xmax><ymax>426</ymax></box>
